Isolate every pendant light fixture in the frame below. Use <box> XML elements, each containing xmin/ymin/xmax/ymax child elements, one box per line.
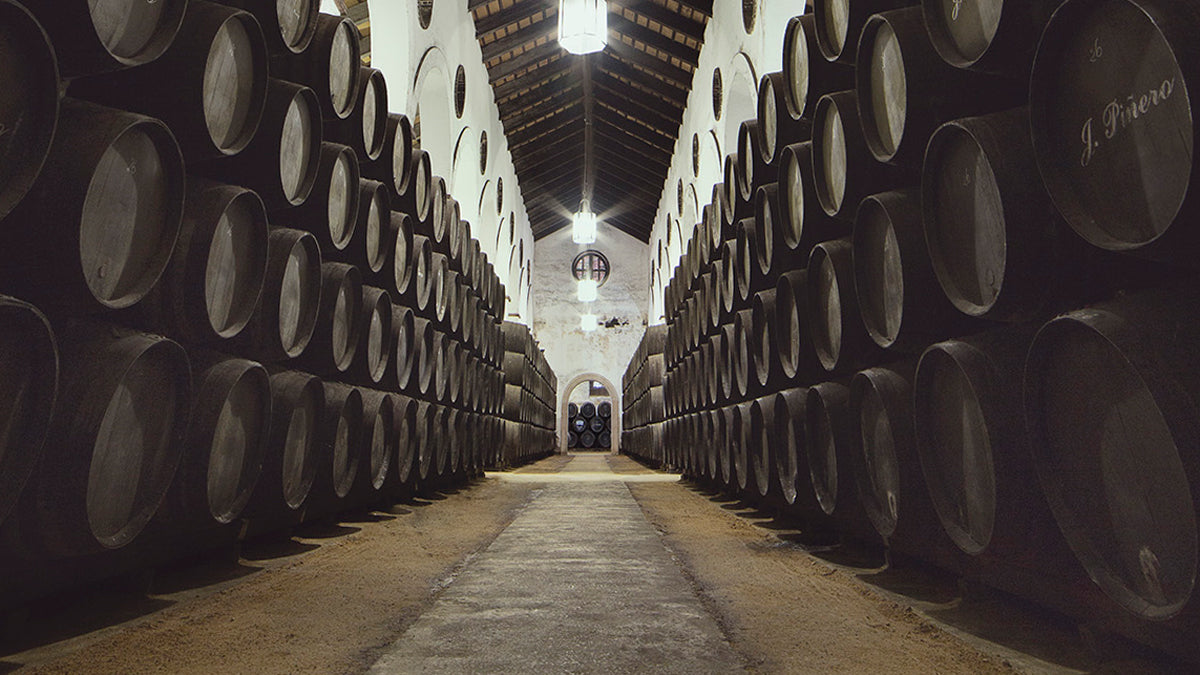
<box><xmin>558</xmin><ymin>0</ymin><xmax>607</xmax><ymax>55</ymax></box>
<box><xmin>572</xmin><ymin>199</ymin><xmax>598</xmax><ymax>244</ymax></box>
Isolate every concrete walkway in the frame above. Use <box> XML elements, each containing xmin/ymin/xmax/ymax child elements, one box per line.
<box><xmin>369</xmin><ymin>454</ymin><xmax>745</xmax><ymax>674</ymax></box>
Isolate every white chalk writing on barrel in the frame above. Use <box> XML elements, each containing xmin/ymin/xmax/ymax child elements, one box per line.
<box><xmin>0</xmin><ymin>122</ymin><xmax>10</xmax><ymax>141</ymax></box>
<box><xmin>1079</xmin><ymin>78</ymin><xmax>1176</xmax><ymax>167</ymax></box>
<box><xmin>951</xmin><ymin>0</ymin><xmax>962</xmax><ymax>21</ymax></box>
<box><xmin>1089</xmin><ymin>38</ymin><xmax>1102</xmax><ymax>63</ymax></box>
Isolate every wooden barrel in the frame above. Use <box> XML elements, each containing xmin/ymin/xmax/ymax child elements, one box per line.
<box><xmin>805</xmin><ymin>380</ymin><xmax>864</xmax><ymax>525</ymax></box>
<box><xmin>70</xmin><ymin>1</ymin><xmax>269</xmax><ymax>160</ymax></box>
<box><xmin>813</xmin><ymin>0</ymin><xmax>910</xmax><ymax>64</ymax></box>
<box><xmin>0</xmin><ymin>100</ymin><xmax>185</xmax><ymax>312</ymax></box>
<box><xmin>359</xmin><ymin>389</ymin><xmax>394</xmax><ymax>493</ymax></box>
<box><xmin>230</xmin><ymin>226</ymin><xmax>321</xmax><ymax>362</ymax></box>
<box><xmin>296</xmin><ymin>262</ymin><xmax>362</xmax><ymax>375</ymax></box>
<box><xmin>319</xmin><ymin>382</ymin><xmax>361</xmax><ymax>501</ymax></box>
<box><xmin>922</xmin><ymin>0</ymin><xmax>1054</xmax><ymax>76</ymax></box>
<box><xmin>194</xmin><ymin>78</ymin><xmax>321</xmax><ymax>210</ymax></box>
<box><xmin>431</xmin><ymin>331</ymin><xmax>450</xmax><ymax>403</ymax></box>
<box><xmin>387</xmin><ymin>211</ymin><xmax>414</xmax><ymax>294</ymax></box>
<box><xmin>427</xmin><ymin>176</ymin><xmax>449</xmax><ymax>248</ymax></box>
<box><xmin>270</xmin><ymin>13</ymin><xmax>360</xmax><ymax>120</ymax></box>
<box><xmin>133</xmin><ymin>179</ymin><xmax>268</xmax><ymax>344</ymax></box>
<box><xmin>363</xmin><ymin>113</ymin><xmax>414</xmax><ymax>199</ymax></box>
<box><xmin>0</xmin><ymin>297</ymin><xmax>58</xmax><ymax>528</ymax></box>
<box><xmin>1023</xmin><ymin>289</ymin><xmax>1200</xmax><ymax>621</ymax></box>
<box><xmin>160</xmin><ymin>354</ymin><xmax>269</xmax><ymax>527</ymax></box>
<box><xmin>808</xmin><ymin>237</ymin><xmax>878</xmax><ymax>374</ymax></box>
<box><xmin>445</xmin><ymin>200</ymin><xmax>464</xmax><ymax>264</ymax></box>
<box><xmin>723</xmin><ymin>154</ymin><xmax>751</xmax><ymax>223</ymax></box>
<box><xmin>773</xmin><ymin>387</ymin><xmax>811</xmax><ymax>511</ymax></box>
<box><xmin>413</xmin><ymin>400</ymin><xmax>435</xmax><ymax>481</ymax></box>
<box><xmin>923</xmin><ymin>107</ymin><xmax>1058</xmax><ymax>322</ymax></box>
<box><xmin>0</xmin><ymin>0</ymin><xmax>59</xmax><ymax>223</ymax></box>
<box><xmin>750</xmin><ymin>393</ymin><xmax>780</xmax><ymax>499</ymax></box>
<box><xmin>750</xmin><ymin>289</ymin><xmax>782</xmax><ymax>391</ymax></box>
<box><xmin>18</xmin><ymin>323</ymin><xmax>190</xmax><ymax>556</ymax></box>
<box><xmin>351</xmin><ymin>178</ymin><xmax>390</xmax><ymax>276</ymax></box>
<box><xmin>326</xmin><ymin>66</ymin><xmax>388</xmax><ymax>163</ymax></box>
<box><xmin>855</xmin><ymin>7</ymin><xmax>1023</xmax><ymax>168</ymax></box>
<box><xmin>400</xmin><ymin>232</ymin><xmax>432</xmax><ymax>309</ymax></box>
<box><xmin>391</xmin><ymin>305</ymin><xmax>415</xmax><ymax>392</ymax></box>
<box><xmin>758</xmin><ymin>72</ymin><xmax>812</xmax><ymax>169</ymax></box>
<box><xmin>731</xmin><ymin>400</ymin><xmax>755</xmax><ymax>493</ymax></box>
<box><xmin>782</xmin><ymin>14</ymin><xmax>854</xmax><ymax>120</ymax></box>
<box><xmin>411</xmin><ymin>318</ymin><xmax>435</xmax><ymax>398</ymax></box>
<box><xmin>733</xmin><ymin>308</ymin><xmax>755</xmax><ymax>399</ymax></box>
<box><xmin>350</xmin><ymin>285</ymin><xmax>392</xmax><ymax>386</ymax></box>
<box><xmin>853</xmin><ymin>188</ymin><xmax>965</xmax><ymax>352</ymax></box>
<box><xmin>390</xmin><ymin>394</ymin><xmax>417</xmax><ymax>489</ymax></box>
<box><xmin>914</xmin><ymin>327</ymin><xmax>1046</xmax><ymax>560</ymax></box>
<box><xmin>735</xmin><ymin>218</ymin><xmax>768</xmax><ymax>302</ymax></box>
<box><xmin>250</xmin><ymin>369</ymin><xmax>322</xmax><ymax>515</ymax></box>
<box><xmin>430</xmin><ymin>252</ymin><xmax>451</xmax><ymax>325</ymax></box>
<box><xmin>812</xmin><ymin>90</ymin><xmax>907</xmax><ymax>220</ymax></box>
<box><xmin>278</xmin><ymin>141</ymin><xmax>360</xmax><ymax>252</ymax></box>
<box><xmin>737</xmin><ymin>120</ymin><xmax>773</xmax><ymax>198</ymax></box>
<box><xmin>216</xmin><ymin>1</ymin><xmax>318</xmax><ymax>55</ymax></box>
<box><xmin>849</xmin><ymin>361</ymin><xmax>948</xmax><ymax>553</ymax></box>
<box><xmin>1030</xmin><ymin>0</ymin><xmax>1200</xmax><ymax>261</ymax></box>
<box><xmin>395</xmin><ymin>148</ymin><xmax>432</xmax><ymax>224</ymax></box>
<box><xmin>23</xmin><ymin>0</ymin><xmax>186</xmax><ymax>76</ymax></box>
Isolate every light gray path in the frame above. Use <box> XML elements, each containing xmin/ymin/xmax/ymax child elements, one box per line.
<box><xmin>369</xmin><ymin>455</ymin><xmax>744</xmax><ymax>674</ymax></box>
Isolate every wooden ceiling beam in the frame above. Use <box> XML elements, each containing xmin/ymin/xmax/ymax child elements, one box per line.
<box><xmin>594</xmin><ymin>97</ymin><xmax>679</xmax><ymax>144</ymax></box>
<box><xmin>474</xmin><ymin>0</ymin><xmax>553</xmax><ymax>36</ymax></box>
<box><xmin>608</xmin><ymin>14</ymin><xmax>699</xmax><ymax>66</ymax></box>
<box><xmin>598</xmin><ymin>50</ymin><xmax>689</xmax><ymax>98</ymax></box>
<box><xmin>593</xmin><ymin>149</ymin><xmax>666</xmax><ymax>185</ymax></box>
<box><xmin>591</xmin><ymin>72</ymin><xmax>683</xmax><ymax>126</ymax></box>
<box><xmin>610</xmin><ymin>0</ymin><xmax>705</xmax><ymax>40</ymax></box>
<box><xmin>492</xmin><ymin>57</ymin><xmax>573</xmax><ymax>101</ymax></box>
<box><xmin>498</xmin><ymin>76</ymin><xmax>581</xmax><ymax>119</ymax></box>
<box><xmin>512</xmin><ymin>130</ymin><xmax>585</xmax><ymax>171</ymax></box>
<box><xmin>595</xmin><ymin>115</ymin><xmax>674</xmax><ymax>155</ymax></box>
<box><xmin>487</xmin><ymin>40</ymin><xmax>561</xmax><ymax>83</ymax></box>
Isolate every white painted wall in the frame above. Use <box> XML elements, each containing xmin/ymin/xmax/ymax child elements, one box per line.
<box><xmin>531</xmin><ymin>223</ymin><xmax>648</xmax><ymax>424</ymax></box>
<box><xmin>644</xmin><ymin>0</ymin><xmax>803</xmax><ymax>323</ymax></box>
<box><xmin>364</xmin><ymin>0</ymin><xmax>536</xmax><ymax>324</ymax></box>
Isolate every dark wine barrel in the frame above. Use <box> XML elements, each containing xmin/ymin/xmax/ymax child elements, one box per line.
<box><xmin>1024</xmin><ymin>288</ymin><xmax>1200</xmax><ymax>621</ymax></box>
<box><xmin>737</xmin><ymin>120</ymin><xmax>774</xmax><ymax>198</ymax></box>
<box><xmin>914</xmin><ymin>327</ymin><xmax>1043</xmax><ymax>559</ymax></box>
<box><xmin>390</xmin><ymin>393</ymin><xmax>417</xmax><ymax>489</ymax></box>
<box><xmin>778</xmin><ymin>141</ymin><xmax>847</xmax><ymax>257</ymax></box>
<box><xmin>808</xmin><ymin>237</ymin><xmax>878</xmax><ymax>374</ymax></box>
<box><xmin>750</xmin><ymin>393</ymin><xmax>780</xmax><ymax>499</ymax></box>
<box><xmin>413</xmin><ymin>400</ymin><xmax>435</xmax><ymax>481</ymax></box>
<box><xmin>773</xmin><ymin>387</ymin><xmax>810</xmax><ymax>510</ymax></box>
<box><xmin>248</xmin><ymin>369</ymin><xmax>322</xmax><ymax>515</ymax></box>
<box><xmin>849</xmin><ymin>361</ymin><xmax>947</xmax><ymax>552</ymax></box>
<box><xmin>270</xmin><ymin>13</ymin><xmax>360</xmax><ymax>120</ymax></box>
<box><xmin>598</xmin><ymin>400</ymin><xmax>612</xmax><ymax>418</ymax></box>
<box><xmin>386</xmin><ymin>211</ymin><xmax>414</xmax><ymax>294</ymax></box>
<box><xmin>812</xmin><ymin>90</ymin><xmax>907</xmax><ymax>220</ymax></box>
<box><xmin>349</xmin><ymin>178</ymin><xmax>390</xmax><ymax>276</ymax></box>
<box><xmin>782</xmin><ymin>14</ymin><xmax>854</xmax><ymax>120</ymax></box>
<box><xmin>923</xmin><ymin>107</ymin><xmax>1057</xmax><ymax>322</ymax></box>
<box><xmin>0</xmin><ymin>0</ymin><xmax>59</xmax><ymax>223</ymax></box>
<box><xmin>349</xmin><ymin>286</ymin><xmax>392</xmax><ymax>386</ymax></box>
<box><xmin>855</xmin><ymin>7</ymin><xmax>1023</xmax><ymax>168</ymax></box>
<box><xmin>218</xmin><ymin>0</ymin><xmax>319</xmax><ymax>55</ymax></box>
<box><xmin>133</xmin><ymin>179</ymin><xmax>268</xmax><ymax>344</ymax></box>
<box><xmin>723</xmin><ymin>154</ymin><xmax>751</xmax><ymax>224</ymax></box>
<box><xmin>571</xmin><ymin>416</ymin><xmax>587</xmax><ymax>435</ymax></box>
<box><xmin>230</xmin><ymin>227</ymin><xmax>321</xmax><ymax>362</ymax></box>
<box><xmin>23</xmin><ymin>0</ymin><xmax>186</xmax><ymax>76</ymax></box>
<box><xmin>758</xmin><ymin>72</ymin><xmax>812</xmax><ymax>169</ymax></box>
<box><xmin>359</xmin><ymin>389</ymin><xmax>394</xmax><ymax>493</ymax></box>
<box><xmin>70</xmin><ymin>1</ymin><xmax>269</xmax><ymax>160</ymax></box>
<box><xmin>805</xmin><ymin>381</ymin><xmax>855</xmax><ymax>520</ymax></box>
<box><xmin>399</xmin><ymin>233</ymin><xmax>433</xmax><ymax>310</ymax></box>
<box><xmin>853</xmin><ymin>188</ymin><xmax>964</xmax><ymax>352</ymax></box>
<box><xmin>580</xmin><ymin>429</ymin><xmax>596</xmax><ymax>449</ymax></box>
<box><xmin>568</xmin><ymin>402</ymin><xmax>579</xmax><ymax>419</ymax></box>
<box><xmin>296</xmin><ymin>262</ymin><xmax>362</xmax><ymax>376</ymax></box>
<box><xmin>923</xmin><ymin>0</ymin><xmax>1054</xmax><ymax>76</ymax></box>
<box><xmin>363</xmin><ymin>113</ymin><xmax>414</xmax><ymax>199</ymax></box>
<box><xmin>411</xmin><ymin>318</ymin><xmax>435</xmax><ymax>398</ymax></box>
<box><xmin>430</xmin><ymin>252</ymin><xmax>451</xmax><ymax>326</ymax></box>
<box><xmin>395</xmin><ymin>147</ymin><xmax>432</xmax><ymax>224</ymax></box>
<box><xmin>391</xmin><ymin>304</ymin><xmax>415</xmax><ymax>392</ymax></box>
<box><xmin>319</xmin><ymin>382</ymin><xmax>361</xmax><ymax>501</ymax></box>
<box><xmin>278</xmin><ymin>141</ymin><xmax>359</xmax><ymax>252</ymax></box>
<box><xmin>1</xmin><ymin>100</ymin><xmax>185</xmax><ymax>312</ymax></box>
<box><xmin>1030</xmin><ymin>0</ymin><xmax>1198</xmax><ymax>261</ymax></box>
<box><xmin>581</xmin><ymin>401</ymin><xmax>596</xmax><ymax>418</ymax></box>
<box><xmin>598</xmin><ymin>430</ymin><xmax>611</xmax><ymax>449</ymax></box>
<box><xmin>731</xmin><ymin>401</ymin><xmax>755</xmax><ymax>493</ymax></box>
<box><xmin>431</xmin><ymin>331</ymin><xmax>450</xmax><ymax>403</ymax></box>
<box><xmin>427</xmin><ymin>176</ymin><xmax>449</xmax><ymax>248</ymax></box>
<box><xmin>750</xmin><ymin>289</ymin><xmax>782</xmax><ymax>391</ymax></box>
<box><xmin>813</xmin><ymin>0</ymin><xmax>910</xmax><ymax>64</ymax></box>
<box><xmin>733</xmin><ymin>308</ymin><xmax>755</xmax><ymax>399</ymax></box>
<box><xmin>326</xmin><ymin>66</ymin><xmax>388</xmax><ymax>163</ymax></box>
<box><xmin>160</xmin><ymin>353</ymin><xmax>269</xmax><ymax>526</ymax></box>
<box><xmin>589</xmin><ymin>416</ymin><xmax>606</xmax><ymax>434</ymax></box>
<box><xmin>735</xmin><ymin>218</ymin><xmax>768</xmax><ymax>302</ymax></box>
<box><xmin>18</xmin><ymin>323</ymin><xmax>191</xmax><ymax>556</ymax></box>
<box><xmin>194</xmin><ymin>78</ymin><xmax>321</xmax><ymax>210</ymax></box>
<box><xmin>0</xmin><ymin>296</ymin><xmax>58</xmax><ymax>528</ymax></box>
<box><xmin>717</xmin><ymin>241</ymin><xmax>737</xmax><ymax>317</ymax></box>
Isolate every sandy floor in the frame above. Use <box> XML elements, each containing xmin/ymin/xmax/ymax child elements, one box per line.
<box><xmin>0</xmin><ymin>454</ymin><xmax>1179</xmax><ymax>674</ymax></box>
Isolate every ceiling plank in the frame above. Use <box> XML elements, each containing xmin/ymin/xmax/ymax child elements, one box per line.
<box><xmin>512</xmin><ymin>131</ymin><xmax>585</xmax><ymax>171</ymax></box>
<box><xmin>595</xmin><ymin>115</ymin><xmax>674</xmax><ymax>154</ymax></box>
<box><xmin>498</xmin><ymin>76</ymin><xmax>581</xmax><ymax>118</ymax></box>
<box><xmin>508</xmin><ymin>111</ymin><xmax>584</xmax><ymax>150</ymax></box>
<box><xmin>481</xmin><ymin>16</ymin><xmax>557</xmax><ymax>62</ymax></box>
<box><xmin>594</xmin><ymin>97</ymin><xmax>680</xmax><ymax>143</ymax></box>
<box><xmin>593</xmin><ymin>149</ymin><xmax>666</xmax><ymax>185</ymax></box>
<box><xmin>610</xmin><ymin>0</ymin><xmax>705</xmax><ymax>40</ymax></box>
<box><xmin>608</xmin><ymin>14</ymin><xmax>700</xmax><ymax>66</ymax></box>
<box><xmin>592</xmin><ymin>73</ymin><xmax>683</xmax><ymax>126</ymax></box>
<box><xmin>487</xmin><ymin>40</ymin><xmax>561</xmax><ymax>83</ymax></box>
<box><xmin>474</xmin><ymin>0</ymin><xmax>553</xmax><ymax>36</ymax></box>
<box><xmin>599</xmin><ymin>49</ymin><xmax>690</xmax><ymax>97</ymax></box>
<box><xmin>492</xmin><ymin>57</ymin><xmax>573</xmax><ymax>101</ymax></box>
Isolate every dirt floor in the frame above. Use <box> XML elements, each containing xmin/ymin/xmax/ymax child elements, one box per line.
<box><xmin>0</xmin><ymin>453</ymin><xmax>1183</xmax><ymax>674</ymax></box>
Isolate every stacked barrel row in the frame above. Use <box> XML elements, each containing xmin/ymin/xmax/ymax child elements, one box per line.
<box><xmin>567</xmin><ymin>401</ymin><xmax>612</xmax><ymax>450</ymax></box>
<box><xmin>619</xmin><ymin>325</ymin><xmax>667</xmax><ymax>461</ymax></box>
<box><xmin>0</xmin><ymin>0</ymin><xmax>521</xmax><ymax>606</ymax></box>
<box><xmin>637</xmin><ymin>0</ymin><xmax>1200</xmax><ymax>663</ymax></box>
<box><xmin>499</xmin><ymin>321</ymin><xmax>557</xmax><ymax>466</ymax></box>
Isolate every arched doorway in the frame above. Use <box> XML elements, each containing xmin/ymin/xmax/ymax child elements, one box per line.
<box><xmin>558</xmin><ymin>373</ymin><xmax>620</xmax><ymax>454</ymax></box>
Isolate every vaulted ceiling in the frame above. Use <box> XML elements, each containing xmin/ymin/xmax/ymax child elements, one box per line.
<box><xmin>469</xmin><ymin>0</ymin><xmax>712</xmax><ymax>242</ymax></box>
